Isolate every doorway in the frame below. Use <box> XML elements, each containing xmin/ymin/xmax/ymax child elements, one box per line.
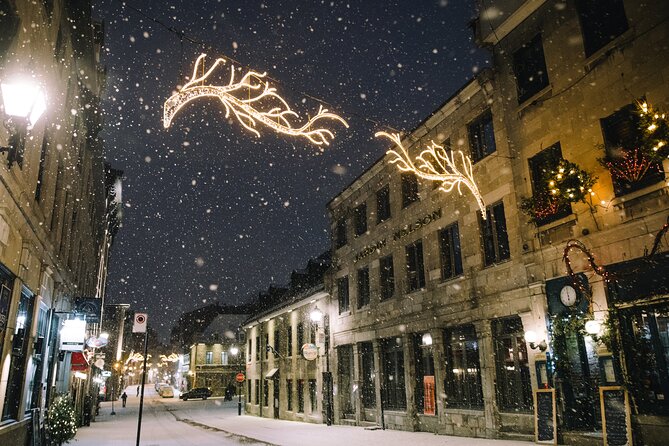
<box><xmin>273</xmin><ymin>377</ymin><xmax>279</xmax><ymax>418</ymax></box>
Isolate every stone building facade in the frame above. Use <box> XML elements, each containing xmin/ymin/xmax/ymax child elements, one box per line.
<box><xmin>244</xmin><ymin>254</ymin><xmax>331</xmax><ymax>424</ymax></box>
<box><xmin>0</xmin><ymin>0</ymin><xmax>121</xmax><ymax>444</ymax></box>
<box><xmin>326</xmin><ymin>1</ymin><xmax>669</xmax><ymax>444</ymax></box>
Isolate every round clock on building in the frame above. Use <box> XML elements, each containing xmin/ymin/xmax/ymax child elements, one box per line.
<box><xmin>560</xmin><ymin>285</ymin><xmax>578</xmax><ymax>307</ymax></box>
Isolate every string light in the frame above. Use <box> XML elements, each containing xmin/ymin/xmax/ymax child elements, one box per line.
<box><xmin>376</xmin><ymin>131</ymin><xmax>486</xmax><ymax>218</ymax></box>
<box><xmin>164</xmin><ymin>54</ymin><xmax>348</xmax><ymax>146</ymax></box>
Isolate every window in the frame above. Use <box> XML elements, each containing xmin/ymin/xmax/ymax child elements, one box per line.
<box><xmin>274</xmin><ymin>329</ymin><xmax>280</xmax><ymax>355</ymax></box>
<box><xmin>255</xmin><ymin>336</ymin><xmax>260</xmax><ymax>360</ymax></box>
<box><xmin>287</xmin><ymin>325</ymin><xmax>293</xmax><ymax>356</ymax></box>
<box><xmin>401</xmin><ymin>173</ymin><xmax>419</xmax><ymax>208</ymax></box>
<box><xmin>263</xmin><ymin>379</ymin><xmax>268</xmax><ymax>406</ymax></box>
<box><xmin>493</xmin><ymin>317</ymin><xmax>532</xmax><ymax>412</ymax></box>
<box><xmin>287</xmin><ymin>379</ymin><xmax>293</xmax><ymax>410</ymax></box>
<box><xmin>528</xmin><ymin>143</ymin><xmax>572</xmax><ymax>224</ymax></box>
<box><xmin>264</xmin><ymin>333</ymin><xmax>269</xmax><ymax>359</ymax></box>
<box><xmin>381</xmin><ymin>337</ymin><xmax>406</xmax><ymax>410</ymax></box>
<box><xmin>337</xmin><ymin>276</ymin><xmax>350</xmax><ymax>313</ymax></box>
<box><xmin>405</xmin><ymin>240</ymin><xmax>426</xmax><ymax>292</ymax></box>
<box><xmin>468</xmin><ymin>111</ymin><xmax>496</xmax><ymax>162</ymax></box>
<box><xmin>221</xmin><ymin>352</ymin><xmax>228</xmax><ymax>365</ymax></box>
<box><xmin>576</xmin><ymin>0</ymin><xmax>628</xmax><ymax>57</ymax></box>
<box><xmin>297</xmin><ymin>379</ymin><xmax>305</xmax><ymax>413</ymax></box>
<box><xmin>248</xmin><ymin>338</ymin><xmax>252</xmax><ymax>362</ymax></box>
<box><xmin>297</xmin><ymin>322</ymin><xmax>304</xmax><ymax>349</ymax></box>
<box><xmin>35</xmin><ymin>132</ymin><xmax>49</xmax><ymax>202</ymax></box>
<box><xmin>444</xmin><ymin>325</ymin><xmax>483</xmax><ymax>409</ymax></box>
<box><xmin>513</xmin><ymin>34</ymin><xmax>549</xmax><ymax>103</ymax></box>
<box><xmin>413</xmin><ymin>333</ymin><xmax>436</xmax><ymax>414</ymax></box>
<box><xmin>357</xmin><ymin>266</ymin><xmax>370</xmax><ymax>308</ymax></box>
<box><xmin>376</xmin><ymin>185</ymin><xmax>391</xmax><ymax>223</ymax></box>
<box><xmin>480</xmin><ymin>202</ymin><xmax>510</xmax><ymax>266</ymax></box>
<box><xmin>255</xmin><ymin>380</ymin><xmax>260</xmax><ymax>405</ymax></box>
<box><xmin>248</xmin><ymin>379</ymin><xmax>252</xmax><ymax>403</ymax></box>
<box><xmin>205</xmin><ymin>351</ymin><xmax>213</xmax><ymax>364</ymax></box>
<box><xmin>601</xmin><ymin>104</ymin><xmax>664</xmax><ymax>195</ymax></box>
<box><xmin>379</xmin><ymin>255</ymin><xmax>395</xmax><ymax>301</ymax></box>
<box><xmin>335</xmin><ymin>218</ymin><xmax>347</xmax><ymax>249</ymax></box>
<box><xmin>354</xmin><ymin>203</ymin><xmax>367</xmax><ymax>236</ymax></box>
<box><xmin>439</xmin><ymin>224</ymin><xmax>463</xmax><ymax>280</ymax></box>
<box><xmin>309</xmin><ymin>379</ymin><xmax>317</xmax><ymax>413</ymax></box>
<box><xmin>360</xmin><ymin>342</ymin><xmax>376</xmax><ymax>408</ymax></box>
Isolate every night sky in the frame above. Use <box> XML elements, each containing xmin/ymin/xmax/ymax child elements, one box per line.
<box><xmin>95</xmin><ymin>0</ymin><xmax>489</xmax><ymax>338</ymax></box>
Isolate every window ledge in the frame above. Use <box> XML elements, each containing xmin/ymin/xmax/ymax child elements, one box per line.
<box><xmin>437</xmin><ymin>275</ymin><xmax>465</xmax><ymax>288</ymax></box>
<box><xmin>482</xmin><ymin>258</ymin><xmax>511</xmax><ymax>270</ymax></box>
<box><xmin>610</xmin><ymin>181</ymin><xmax>667</xmax><ymax>209</ymax></box>
<box><xmin>516</xmin><ymin>84</ymin><xmax>553</xmax><ymax>114</ymax></box>
<box><xmin>584</xmin><ymin>27</ymin><xmax>635</xmax><ymax>73</ymax></box>
<box><xmin>443</xmin><ymin>407</ymin><xmax>484</xmax><ymax>415</ymax></box>
<box><xmin>535</xmin><ymin>212</ymin><xmax>576</xmax><ymax>232</ymax></box>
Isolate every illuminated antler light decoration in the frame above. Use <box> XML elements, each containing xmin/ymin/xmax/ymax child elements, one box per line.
<box><xmin>376</xmin><ymin>131</ymin><xmax>486</xmax><ymax>218</ymax></box>
<box><xmin>163</xmin><ymin>53</ymin><xmax>348</xmax><ymax>146</ymax></box>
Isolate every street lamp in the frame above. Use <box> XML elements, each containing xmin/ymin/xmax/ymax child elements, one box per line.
<box><xmin>229</xmin><ymin>345</ymin><xmax>242</xmax><ymax>416</ymax></box>
<box><xmin>0</xmin><ymin>79</ymin><xmax>47</xmax><ymax>167</ymax></box>
<box><xmin>310</xmin><ymin>306</ymin><xmax>323</xmax><ymax>322</ymax></box>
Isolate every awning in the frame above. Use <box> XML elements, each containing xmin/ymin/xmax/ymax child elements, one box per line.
<box><xmin>265</xmin><ymin>368</ymin><xmax>279</xmax><ymax>379</ymax></box>
<box><xmin>71</xmin><ymin>351</ymin><xmax>89</xmax><ymax>371</ymax></box>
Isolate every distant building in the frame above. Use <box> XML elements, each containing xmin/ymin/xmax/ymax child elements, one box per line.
<box><xmin>244</xmin><ymin>253</ymin><xmax>331</xmax><ymax>423</ymax></box>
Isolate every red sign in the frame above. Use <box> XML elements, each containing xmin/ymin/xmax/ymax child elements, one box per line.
<box><xmin>423</xmin><ymin>375</ymin><xmax>436</xmax><ymax>416</ymax></box>
<box><xmin>235</xmin><ymin>372</ymin><xmax>245</xmax><ymax>383</ymax></box>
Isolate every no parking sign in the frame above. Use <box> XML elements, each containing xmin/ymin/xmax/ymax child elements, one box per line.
<box><xmin>133</xmin><ymin>313</ymin><xmax>147</xmax><ymax>333</ymax></box>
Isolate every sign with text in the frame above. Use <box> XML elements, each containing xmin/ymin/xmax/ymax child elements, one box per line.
<box><xmin>423</xmin><ymin>375</ymin><xmax>435</xmax><ymax>416</ymax></box>
<box><xmin>600</xmin><ymin>386</ymin><xmax>632</xmax><ymax>446</ymax></box>
<box><xmin>60</xmin><ymin>319</ymin><xmax>86</xmax><ymax>352</ymax></box>
<box><xmin>534</xmin><ymin>389</ymin><xmax>557</xmax><ymax>445</ymax></box>
<box><xmin>301</xmin><ymin>343</ymin><xmax>318</xmax><ymax>361</ymax></box>
<box><xmin>74</xmin><ymin>297</ymin><xmax>102</xmax><ymax>324</ymax></box>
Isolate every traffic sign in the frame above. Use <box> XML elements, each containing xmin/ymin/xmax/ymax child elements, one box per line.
<box><xmin>235</xmin><ymin>372</ymin><xmax>245</xmax><ymax>383</ymax></box>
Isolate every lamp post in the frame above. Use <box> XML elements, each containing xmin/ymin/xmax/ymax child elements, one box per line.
<box><xmin>229</xmin><ymin>345</ymin><xmax>242</xmax><ymax>416</ymax></box>
<box><xmin>111</xmin><ymin>362</ymin><xmax>120</xmax><ymax>415</ymax></box>
<box><xmin>0</xmin><ymin>80</ymin><xmax>47</xmax><ymax>167</ymax></box>
<box><xmin>309</xmin><ymin>306</ymin><xmax>332</xmax><ymax>426</ymax></box>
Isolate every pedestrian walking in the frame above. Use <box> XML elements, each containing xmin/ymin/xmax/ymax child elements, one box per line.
<box><xmin>121</xmin><ymin>391</ymin><xmax>128</xmax><ymax>408</ymax></box>
<box><xmin>136</xmin><ymin>385</ymin><xmax>140</xmax><ymax>397</ymax></box>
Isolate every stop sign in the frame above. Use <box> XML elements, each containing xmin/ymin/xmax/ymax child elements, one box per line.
<box><xmin>235</xmin><ymin>372</ymin><xmax>245</xmax><ymax>383</ymax></box>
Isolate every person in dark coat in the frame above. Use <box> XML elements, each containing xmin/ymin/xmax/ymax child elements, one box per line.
<box><xmin>121</xmin><ymin>391</ymin><xmax>128</xmax><ymax>407</ymax></box>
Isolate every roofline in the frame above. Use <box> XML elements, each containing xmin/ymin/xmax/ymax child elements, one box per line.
<box><xmin>243</xmin><ymin>285</ymin><xmax>327</xmax><ymax>326</ymax></box>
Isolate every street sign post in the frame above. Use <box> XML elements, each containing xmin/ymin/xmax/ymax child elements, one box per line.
<box><xmin>235</xmin><ymin>372</ymin><xmax>245</xmax><ymax>383</ymax></box>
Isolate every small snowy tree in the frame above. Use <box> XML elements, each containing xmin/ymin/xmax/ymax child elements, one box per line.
<box><xmin>46</xmin><ymin>394</ymin><xmax>77</xmax><ymax>446</ymax></box>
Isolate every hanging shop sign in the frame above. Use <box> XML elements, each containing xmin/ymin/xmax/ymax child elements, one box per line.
<box><xmin>86</xmin><ymin>336</ymin><xmax>108</xmax><ymax>349</ymax></box>
<box><xmin>301</xmin><ymin>343</ymin><xmax>318</xmax><ymax>361</ymax></box>
<box><xmin>60</xmin><ymin>319</ymin><xmax>86</xmax><ymax>352</ymax></box>
<box><xmin>74</xmin><ymin>297</ymin><xmax>102</xmax><ymax>324</ymax></box>
<box><xmin>423</xmin><ymin>376</ymin><xmax>436</xmax><ymax>416</ymax></box>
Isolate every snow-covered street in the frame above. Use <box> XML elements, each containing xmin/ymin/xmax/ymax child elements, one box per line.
<box><xmin>74</xmin><ymin>386</ymin><xmax>532</xmax><ymax>446</ymax></box>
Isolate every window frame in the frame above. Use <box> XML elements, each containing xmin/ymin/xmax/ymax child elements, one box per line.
<box><xmin>357</xmin><ymin>266</ymin><xmax>370</xmax><ymax>309</ymax></box>
<box><xmin>439</xmin><ymin>223</ymin><xmax>463</xmax><ymax>280</ymax></box>
<box><xmin>354</xmin><ymin>203</ymin><xmax>367</xmax><ymax>236</ymax></box>
<box><xmin>405</xmin><ymin>239</ymin><xmax>426</xmax><ymax>292</ymax></box>
<box><xmin>512</xmin><ymin>34</ymin><xmax>549</xmax><ymax>104</ymax></box>
<box><xmin>335</xmin><ymin>217</ymin><xmax>347</xmax><ymax>249</ymax></box>
<box><xmin>337</xmin><ymin>276</ymin><xmax>350</xmax><ymax>314</ymax></box>
<box><xmin>575</xmin><ymin>0</ymin><xmax>628</xmax><ymax>58</ymax></box>
<box><xmin>468</xmin><ymin>110</ymin><xmax>496</xmax><ymax>162</ymax></box>
<box><xmin>443</xmin><ymin>325</ymin><xmax>484</xmax><ymax>409</ymax></box>
<box><xmin>479</xmin><ymin>201</ymin><xmax>510</xmax><ymax>266</ymax></box>
<box><xmin>401</xmin><ymin>173</ymin><xmax>419</xmax><ymax>208</ymax></box>
<box><xmin>376</xmin><ymin>185</ymin><xmax>391</xmax><ymax>223</ymax></box>
<box><xmin>379</xmin><ymin>255</ymin><xmax>395</xmax><ymax>301</ymax></box>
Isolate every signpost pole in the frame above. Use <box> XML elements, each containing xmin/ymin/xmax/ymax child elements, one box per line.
<box><xmin>135</xmin><ymin>323</ymin><xmax>148</xmax><ymax>446</ymax></box>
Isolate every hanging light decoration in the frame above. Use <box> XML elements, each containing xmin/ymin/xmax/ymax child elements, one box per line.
<box><xmin>163</xmin><ymin>54</ymin><xmax>348</xmax><ymax>146</ymax></box>
<box><xmin>376</xmin><ymin>131</ymin><xmax>486</xmax><ymax>218</ymax></box>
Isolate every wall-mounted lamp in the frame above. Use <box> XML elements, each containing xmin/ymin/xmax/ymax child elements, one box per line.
<box><xmin>310</xmin><ymin>306</ymin><xmax>323</xmax><ymax>323</ymax></box>
<box><xmin>524</xmin><ymin>330</ymin><xmax>547</xmax><ymax>352</ymax></box>
<box><xmin>585</xmin><ymin>319</ymin><xmax>603</xmax><ymax>342</ymax></box>
<box><xmin>0</xmin><ymin>80</ymin><xmax>47</xmax><ymax>167</ymax></box>
<box><xmin>229</xmin><ymin>345</ymin><xmax>239</xmax><ymax>356</ymax></box>
<box><xmin>421</xmin><ymin>332</ymin><xmax>433</xmax><ymax>346</ymax></box>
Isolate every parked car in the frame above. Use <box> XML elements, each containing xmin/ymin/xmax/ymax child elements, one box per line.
<box><xmin>179</xmin><ymin>387</ymin><xmax>212</xmax><ymax>401</ymax></box>
<box><xmin>160</xmin><ymin>386</ymin><xmax>174</xmax><ymax>398</ymax></box>
<box><xmin>155</xmin><ymin>382</ymin><xmax>167</xmax><ymax>392</ymax></box>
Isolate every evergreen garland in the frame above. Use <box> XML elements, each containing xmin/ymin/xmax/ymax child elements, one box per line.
<box><xmin>521</xmin><ymin>158</ymin><xmax>597</xmax><ymax>225</ymax></box>
<box><xmin>46</xmin><ymin>394</ymin><xmax>77</xmax><ymax>446</ymax></box>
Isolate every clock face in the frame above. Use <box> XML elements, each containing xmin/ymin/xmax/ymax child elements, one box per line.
<box><xmin>560</xmin><ymin>285</ymin><xmax>578</xmax><ymax>307</ymax></box>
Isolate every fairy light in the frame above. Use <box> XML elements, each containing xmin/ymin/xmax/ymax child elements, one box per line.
<box><xmin>164</xmin><ymin>54</ymin><xmax>348</xmax><ymax>146</ymax></box>
<box><xmin>376</xmin><ymin>131</ymin><xmax>486</xmax><ymax>218</ymax></box>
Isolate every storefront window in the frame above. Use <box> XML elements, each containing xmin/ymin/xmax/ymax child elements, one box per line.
<box><xmin>3</xmin><ymin>288</ymin><xmax>34</xmax><ymax>421</ymax></box>
<box><xmin>381</xmin><ymin>337</ymin><xmax>406</xmax><ymax>410</ymax></box>
<box><xmin>620</xmin><ymin>306</ymin><xmax>669</xmax><ymax>415</ymax></box>
<box><xmin>413</xmin><ymin>333</ymin><xmax>436</xmax><ymax>415</ymax></box>
<box><xmin>493</xmin><ymin>316</ymin><xmax>532</xmax><ymax>412</ymax></box>
<box><xmin>444</xmin><ymin>325</ymin><xmax>483</xmax><ymax>409</ymax></box>
<box><xmin>359</xmin><ymin>342</ymin><xmax>376</xmax><ymax>408</ymax></box>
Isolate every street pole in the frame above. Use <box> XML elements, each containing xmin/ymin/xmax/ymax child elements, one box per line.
<box><xmin>110</xmin><ymin>386</ymin><xmax>116</xmax><ymax>416</ymax></box>
<box><xmin>135</xmin><ymin>329</ymin><xmax>148</xmax><ymax>446</ymax></box>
